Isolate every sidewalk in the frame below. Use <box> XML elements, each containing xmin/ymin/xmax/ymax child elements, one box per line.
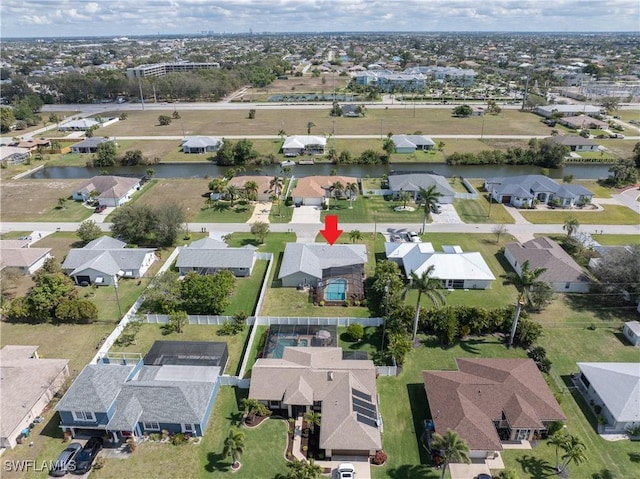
<box><xmin>246</xmin><ymin>201</ymin><xmax>272</xmax><ymax>224</ymax></box>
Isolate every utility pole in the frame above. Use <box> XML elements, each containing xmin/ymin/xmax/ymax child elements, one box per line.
<box><xmin>137</xmin><ymin>76</ymin><xmax>145</xmax><ymax>111</ymax></box>
<box><xmin>521</xmin><ymin>70</ymin><xmax>530</xmax><ymax>112</ymax></box>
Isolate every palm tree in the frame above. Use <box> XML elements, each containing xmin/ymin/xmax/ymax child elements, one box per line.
<box><xmin>278</xmin><ymin>129</ymin><xmax>286</xmax><ymax>140</ymax></box>
<box><xmin>507</xmin><ymin>259</ymin><xmax>547</xmax><ymax>307</ymax></box>
<box><xmin>405</xmin><ymin>266</ymin><xmax>446</xmax><ymax>340</ymax></box>
<box><xmin>286</xmin><ymin>458</ymin><xmax>322</xmax><ymax>479</ymax></box>
<box><xmin>225</xmin><ymin>184</ymin><xmax>239</xmax><ymax>207</ymax></box>
<box><xmin>306</xmin><ymin>121</ymin><xmax>316</xmax><ymax>135</ymax></box>
<box><xmin>145</xmin><ymin>168</ymin><xmax>155</xmax><ymax>179</ymax></box>
<box><xmin>349</xmin><ymin>229</ymin><xmax>363</xmax><ymax>243</ymax></box>
<box><xmin>558</xmin><ymin>435</ymin><xmax>587</xmax><ymax>473</ymax></box>
<box><xmin>547</xmin><ymin>432</ymin><xmax>568</xmax><ymax>472</ymax></box>
<box><xmin>563</xmin><ymin>217</ymin><xmax>580</xmax><ymax>237</ymax></box>
<box><xmin>430</xmin><ymin>429</ymin><xmax>471</xmax><ymax>479</ymax></box>
<box><xmin>418</xmin><ymin>185</ymin><xmax>443</xmax><ymax>234</ymax></box>
<box><xmin>329</xmin><ymin>181</ymin><xmax>344</xmax><ymax>208</ymax></box>
<box><xmin>303</xmin><ymin>411</ymin><xmax>321</xmax><ymax>434</ymax></box>
<box><xmin>222</xmin><ymin>429</ymin><xmax>245</xmax><ymax>468</ymax></box>
<box><xmin>345</xmin><ymin>181</ymin><xmax>358</xmax><ymax>209</ymax></box>
<box><xmin>269</xmin><ymin>176</ymin><xmax>284</xmax><ymax>198</ymax></box>
<box><xmin>398</xmin><ymin>190</ymin><xmax>411</xmax><ymax>208</ymax></box>
<box><xmin>244</xmin><ymin>180</ymin><xmax>259</xmax><ymax>202</ymax></box>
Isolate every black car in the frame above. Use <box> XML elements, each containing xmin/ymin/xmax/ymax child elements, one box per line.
<box><xmin>50</xmin><ymin>442</ymin><xmax>82</xmax><ymax>477</ymax></box>
<box><xmin>71</xmin><ymin>437</ymin><xmax>103</xmax><ymax>475</ymax></box>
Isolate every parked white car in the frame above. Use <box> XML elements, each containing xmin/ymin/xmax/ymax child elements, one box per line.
<box><xmin>337</xmin><ymin>463</ymin><xmax>355</xmax><ymax>479</ymax></box>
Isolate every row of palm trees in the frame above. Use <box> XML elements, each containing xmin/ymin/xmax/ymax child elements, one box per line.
<box><xmin>326</xmin><ymin>180</ymin><xmax>358</xmax><ymax>209</ymax></box>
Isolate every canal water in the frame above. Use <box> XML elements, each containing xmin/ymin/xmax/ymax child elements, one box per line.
<box><xmin>30</xmin><ymin>162</ymin><xmax>611</xmax><ymax>180</ymax></box>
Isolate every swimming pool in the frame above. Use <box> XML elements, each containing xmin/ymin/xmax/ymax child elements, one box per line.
<box><xmin>324</xmin><ymin>278</ymin><xmax>348</xmax><ymax>301</ymax></box>
<box><xmin>272</xmin><ymin>338</ymin><xmax>297</xmax><ymax>358</ymax></box>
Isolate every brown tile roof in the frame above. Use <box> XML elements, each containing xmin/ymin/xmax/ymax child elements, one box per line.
<box><xmin>423</xmin><ymin>358</ymin><xmax>566</xmax><ymax>451</ymax></box>
<box><xmin>0</xmin><ymin>248</ymin><xmax>51</xmax><ymax>270</ymax></box>
<box><xmin>249</xmin><ymin>347</ymin><xmax>381</xmax><ymax>452</ymax></box>
<box><xmin>292</xmin><ymin>175</ymin><xmax>357</xmax><ymax>199</ymax></box>
<box><xmin>504</xmin><ymin>237</ymin><xmax>590</xmax><ymax>283</ymax></box>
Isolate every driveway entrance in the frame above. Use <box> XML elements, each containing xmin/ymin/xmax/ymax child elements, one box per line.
<box><xmin>291</xmin><ymin>205</ymin><xmax>321</xmax><ymax>223</ymax></box>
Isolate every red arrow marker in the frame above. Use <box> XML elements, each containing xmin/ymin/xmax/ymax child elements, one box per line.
<box><xmin>320</xmin><ymin>215</ymin><xmax>343</xmax><ymax>245</ymax></box>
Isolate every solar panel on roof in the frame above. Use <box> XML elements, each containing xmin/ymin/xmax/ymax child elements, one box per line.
<box><xmin>356</xmin><ymin>413</ymin><xmax>378</xmax><ymax>428</ymax></box>
<box><xmin>353</xmin><ymin>403</ymin><xmax>377</xmax><ymax>419</ymax></box>
<box><xmin>352</xmin><ymin>397</ymin><xmax>376</xmax><ymax>414</ymax></box>
<box><xmin>352</xmin><ymin>388</ymin><xmax>372</xmax><ymax>402</ymax></box>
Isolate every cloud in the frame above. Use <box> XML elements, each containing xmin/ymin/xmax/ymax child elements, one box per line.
<box><xmin>0</xmin><ymin>0</ymin><xmax>638</xmax><ymax>37</ymax></box>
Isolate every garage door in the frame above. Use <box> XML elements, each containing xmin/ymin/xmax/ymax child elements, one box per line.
<box><xmin>303</xmin><ymin>197</ymin><xmax>323</xmax><ymax>206</ymax></box>
<box><xmin>76</xmin><ymin>275</ymin><xmax>91</xmax><ymax>285</ymax></box>
<box><xmin>501</xmin><ymin>196</ymin><xmax>511</xmax><ymax>204</ymax></box>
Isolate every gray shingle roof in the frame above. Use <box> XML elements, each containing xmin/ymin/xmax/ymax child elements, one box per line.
<box><xmin>176</xmin><ymin>248</ymin><xmax>255</xmax><ymax>269</ymax></box>
<box><xmin>485</xmin><ymin>175</ymin><xmax>593</xmax><ymax>199</ymax></box>
<box><xmin>62</xmin><ymin>248</ymin><xmax>156</xmax><ymax>276</ymax></box>
<box><xmin>85</xmin><ymin>236</ymin><xmax>127</xmax><ymax>250</ymax></box>
<box><xmin>278</xmin><ymin>243</ymin><xmax>367</xmax><ymax>280</ymax></box>
<box><xmin>387</xmin><ymin>173</ymin><xmax>455</xmax><ymax>197</ymax></box>
<box><xmin>505</xmin><ymin>237</ymin><xmax>590</xmax><ymax>283</ymax></box>
<box><xmin>391</xmin><ymin>135</ymin><xmax>435</xmax><ymax>149</ymax></box>
<box><xmin>56</xmin><ymin>364</ymin><xmax>135</xmax><ymax>412</ymax></box>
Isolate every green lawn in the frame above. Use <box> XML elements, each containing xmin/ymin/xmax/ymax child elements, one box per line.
<box><xmin>269</xmin><ymin>204</ymin><xmax>294</xmax><ymax>223</ymax></box>
<box><xmin>321</xmin><ymin>195</ymin><xmax>425</xmax><ymax>223</ymax></box>
<box><xmin>572</xmin><ymin>180</ymin><xmax>617</xmax><ymax>199</ymax></box>
<box><xmin>35</xmin><ymin>201</ymin><xmax>94</xmax><ymax>222</ymax></box>
<box><xmin>223</xmin><ymin>260</ymin><xmax>268</xmax><ymax>316</ymax></box>
<box><xmin>594</xmin><ymin>234</ymin><xmax>640</xmax><ymax>245</ymax></box>
<box><xmin>520</xmin><ymin>205</ymin><xmax>638</xmax><ymax>225</ymax></box>
<box><xmin>337</xmin><ymin>326</ymin><xmax>382</xmax><ymax>358</ymax></box>
<box><xmin>261</xmin><ymin>288</ymin><xmax>371</xmax><ymax>317</ymax></box>
<box><xmin>193</xmin><ymin>200</ymin><xmax>254</xmax><ymax>223</ymax></box>
<box><xmin>459</xmin><ymin>180</ymin><xmax>515</xmax><ymax>224</ymax></box>
<box><xmin>109</xmin><ymin>323</ymin><xmax>250</xmax><ymax>376</ymax></box>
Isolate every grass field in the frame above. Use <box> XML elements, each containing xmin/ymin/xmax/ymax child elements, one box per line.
<box><xmin>320</xmin><ymin>195</ymin><xmax>426</xmax><ymax>223</ymax></box>
<box><xmin>520</xmin><ymin>204</ymin><xmax>638</xmax><ymax>225</ymax></box>
<box><xmin>98</xmin><ymin>107</ymin><xmax>554</xmax><ymax>138</ymax></box>
<box><xmin>1</xmin><ymin>178</ymin><xmax>93</xmax><ymax>222</ymax></box>
<box><xmin>223</xmin><ymin>260</ymin><xmax>268</xmax><ymax>316</ymax></box>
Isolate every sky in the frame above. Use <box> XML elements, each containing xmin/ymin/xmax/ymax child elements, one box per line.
<box><xmin>0</xmin><ymin>0</ymin><xmax>638</xmax><ymax>38</ymax></box>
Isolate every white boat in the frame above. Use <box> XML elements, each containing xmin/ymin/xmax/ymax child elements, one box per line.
<box><xmin>280</xmin><ymin>160</ymin><xmax>296</xmax><ymax>167</ymax></box>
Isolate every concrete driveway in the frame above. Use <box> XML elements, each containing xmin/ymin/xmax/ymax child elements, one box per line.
<box><xmin>448</xmin><ymin>461</ymin><xmax>492</xmax><ymax>479</ymax></box>
<box><xmin>291</xmin><ymin>205</ymin><xmax>321</xmax><ymax>224</ymax></box>
<box><xmin>430</xmin><ymin>203</ymin><xmax>463</xmax><ymax>224</ymax></box>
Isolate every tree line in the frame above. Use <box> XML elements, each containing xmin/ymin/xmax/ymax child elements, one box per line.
<box><xmin>446</xmin><ymin>138</ymin><xmax>570</xmax><ymax>169</ymax></box>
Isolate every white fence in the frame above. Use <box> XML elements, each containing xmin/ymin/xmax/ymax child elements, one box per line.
<box><xmin>253</xmin><ymin>316</ymin><xmax>383</xmax><ymax>327</ymax></box>
<box><xmin>376</xmin><ymin>366</ymin><xmax>398</xmax><ymax>377</ymax></box>
<box><xmin>145</xmin><ymin>314</ymin><xmax>235</xmax><ymax>325</ymax></box>
<box><xmin>362</xmin><ymin>189</ymin><xmax>389</xmax><ymax>196</ymax></box>
<box><xmin>455</xmin><ymin>178</ymin><xmax>479</xmax><ymax>199</ymax></box>
<box><xmin>254</xmin><ymin>253</ymin><xmax>274</xmax><ymax>316</ymax></box>
<box><xmin>218</xmin><ymin>376</ymin><xmax>251</xmax><ymax>388</ymax></box>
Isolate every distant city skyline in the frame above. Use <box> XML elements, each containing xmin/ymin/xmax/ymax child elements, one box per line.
<box><xmin>0</xmin><ymin>0</ymin><xmax>638</xmax><ymax>39</ymax></box>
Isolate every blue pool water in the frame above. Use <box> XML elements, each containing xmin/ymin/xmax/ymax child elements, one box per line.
<box><xmin>324</xmin><ymin>278</ymin><xmax>348</xmax><ymax>301</ymax></box>
<box><xmin>272</xmin><ymin>338</ymin><xmax>298</xmax><ymax>359</ymax></box>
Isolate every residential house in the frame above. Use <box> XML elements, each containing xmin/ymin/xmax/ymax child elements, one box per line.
<box><xmin>559</xmin><ymin>115</ymin><xmax>609</xmax><ymax>130</ymax></box>
<box><xmin>1</xmin><ymin>346</ymin><xmax>69</xmax><ymax>449</ymax></box>
<box><xmin>56</xmin><ymin>341</ymin><xmax>227</xmax><ymax>442</ymax></box>
<box><xmin>62</xmin><ymin>236</ymin><xmax>156</xmax><ymax>286</ymax></box>
<box><xmin>0</xmin><ymin>146</ymin><xmax>30</xmax><ymax>165</ymax></box>
<box><xmin>0</xmin><ymin>240</ymin><xmax>52</xmax><ymax>275</ymax></box>
<box><xmin>391</xmin><ymin>135</ymin><xmax>436</xmax><ymax>154</ymax></box>
<box><xmin>181</xmin><ymin>136</ymin><xmax>223</xmax><ymax>154</ymax></box>
<box><xmin>58</xmin><ymin>118</ymin><xmax>101</xmax><ymax>131</ymax></box>
<box><xmin>291</xmin><ymin>175</ymin><xmax>358</xmax><ymax>206</ymax></box>
<box><xmin>70</xmin><ymin>137</ymin><xmax>110</xmax><ymax>154</ymax></box>
<box><xmin>282</xmin><ymin>135</ymin><xmax>327</xmax><ymax>157</ymax></box>
<box><xmin>249</xmin><ymin>347</ymin><xmax>382</xmax><ymax>459</ymax></box>
<box><xmin>227</xmin><ymin>175</ymin><xmax>274</xmax><ymax>201</ymax></box>
<box><xmin>484</xmin><ymin>175</ymin><xmax>593</xmax><ymax>208</ymax></box>
<box><xmin>547</xmin><ymin>135</ymin><xmax>600</xmax><ymax>152</ymax></box>
<box><xmin>72</xmin><ymin>175</ymin><xmax>141</xmax><ymax>206</ymax></box>
<box><xmin>504</xmin><ymin>237</ymin><xmax>591</xmax><ymax>293</ymax></box>
<box><xmin>534</xmin><ymin>104</ymin><xmax>601</xmax><ymax>118</ymax></box>
<box><xmin>622</xmin><ymin>321</ymin><xmax>640</xmax><ymax>347</ymax></box>
<box><xmin>176</xmin><ymin>237</ymin><xmax>257</xmax><ymax>277</ymax></box>
<box><xmin>278</xmin><ymin>242</ymin><xmax>367</xmax><ymax>288</ymax></box>
<box><xmin>576</xmin><ymin>363</ymin><xmax>640</xmax><ymax>433</ymax></box>
<box><xmin>385</xmin><ymin>242</ymin><xmax>495</xmax><ymax>289</ymax></box>
<box><xmin>16</xmin><ymin>138</ymin><xmax>51</xmax><ymax>150</ymax></box>
<box><xmin>423</xmin><ymin>358</ymin><xmax>566</xmax><ymax>459</ymax></box>
<box><xmin>387</xmin><ymin>173</ymin><xmax>456</xmax><ymax>203</ymax></box>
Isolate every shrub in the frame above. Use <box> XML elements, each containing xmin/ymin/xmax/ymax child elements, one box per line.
<box><xmin>594</xmin><ymin>404</ymin><xmax>602</xmax><ymax>415</ymax></box>
<box><xmin>170</xmin><ymin>433</ymin><xmax>187</xmax><ymax>445</ymax></box>
<box><xmin>284</xmin><ymin>197</ymin><xmax>293</xmax><ymax>207</ymax></box>
<box><xmin>92</xmin><ymin>457</ymin><xmax>106</xmax><ymax>470</ymax></box>
<box><xmin>371</xmin><ymin>450</ymin><xmax>387</xmax><ymax>465</ymax></box>
<box><xmin>346</xmin><ymin>323</ymin><xmax>364</xmax><ymax>341</ymax></box>
<box><xmin>148</xmin><ymin>433</ymin><xmax>160</xmax><ymax>441</ymax></box>
<box><xmin>547</xmin><ymin>421</ymin><xmax>564</xmax><ymax>436</ymax></box>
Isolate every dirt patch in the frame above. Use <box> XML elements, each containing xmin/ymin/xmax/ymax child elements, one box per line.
<box><xmin>0</xmin><ymin>179</ymin><xmax>85</xmax><ymax>221</ymax></box>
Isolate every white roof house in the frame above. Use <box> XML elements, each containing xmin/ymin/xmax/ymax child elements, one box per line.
<box><xmin>58</xmin><ymin>118</ymin><xmax>101</xmax><ymax>131</ymax></box>
<box><xmin>385</xmin><ymin>242</ymin><xmax>495</xmax><ymax>290</ymax></box>
<box><xmin>577</xmin><ymin>362</ymin><xmax>640</xmax><ymax>433</ymax></box>
<box><xmin>282</xmin><ymin>136</ymin><xmax>326</xmax><ymax>156</ymax></box>
<box><xmin>181</xmin><ymin>136</ymin><xmax>223</xmax><ymax>154</ymax></box>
